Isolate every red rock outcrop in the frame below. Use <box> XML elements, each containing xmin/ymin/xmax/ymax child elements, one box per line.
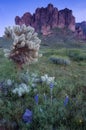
<box><xmin>15</xmin><ymin>3</ymin><xmax>75</xmax><ymax>35</ymax></box>
<box><xmin>58</xmin><ymin>8</ymin><xmax>75</xmax><ymax>32</ymax></box>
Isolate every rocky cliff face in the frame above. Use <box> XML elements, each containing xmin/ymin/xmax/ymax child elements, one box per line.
<box><xmin>75</xmin><ymin>21</ymin><xmax>86</xmax><ymax>39</ymax></box>
<box><xmin>15</xmin><ymin>3</ymin><xmax>75</xmax><ymax>35</ymax></box>
<box><xmin>58</xmin><ymin>8</ymin><xmax>75</xmax><ymax>31</ymax></box>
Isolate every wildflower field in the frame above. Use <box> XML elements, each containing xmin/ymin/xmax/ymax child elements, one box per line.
<box><xmin>0</xmin><ymin>25</ymin><xmax>86</xmax><ymax>130</ymax></box>
<box><xmin>0</xmin><ymin>47</ymin><xmax>86</xmax><ymax>130</ymax></box>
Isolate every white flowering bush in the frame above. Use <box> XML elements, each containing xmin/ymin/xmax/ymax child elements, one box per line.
<box><xmin>12</xmin><ymin>83</ymin><xmax>30</xmax><ymax>97</ymax></box>
<box><xmin>19</xmin><ymin>71</ymin><xmax>40</xmax><ymax>87</ymax></box>
<box><xmin>41</xmin><ymin>74</ymin><xmax>55</xmax><ymax>85</ymax></box>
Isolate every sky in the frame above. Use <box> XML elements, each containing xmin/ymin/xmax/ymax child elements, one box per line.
<box><xmin>0</xmin><ymin>0</ymin><xmax>86</xmax><ymax>36</ymax></box>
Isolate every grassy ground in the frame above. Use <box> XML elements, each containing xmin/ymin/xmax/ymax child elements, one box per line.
<box><xmin>0</xmin><ymin>37</ymin><xmax>86</xmax><ymax>129</ymax></box>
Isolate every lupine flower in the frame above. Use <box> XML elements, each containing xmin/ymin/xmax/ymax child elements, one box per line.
<box><xmin>64</xmin><ymin>95</ymin><xmax>69</xmax><ymax>106</ymax></box>
<box><xmin>50</xmin><ymin>82</ymin><xmax>54</xmax><ymax>89</ymax></box>
<box><xmin>34</xmin><ymin>94</ymin><xmax>39</xmax><ymax>105</ymax></box>
<box><xmin>22</xmin><ymin>109</ymin><xmax>32</xmax><ymax>123</ymax></box>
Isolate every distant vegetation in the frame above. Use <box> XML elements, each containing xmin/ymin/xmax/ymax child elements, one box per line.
<box><xmin>40</xmin><ymin>28</ymin><xmax>86</xmax><ymax>49</ymax></box>
<box><xmin>50</xmin><ymin>55</ymin><xmax>70</xmax><ymax>65</ymax></box>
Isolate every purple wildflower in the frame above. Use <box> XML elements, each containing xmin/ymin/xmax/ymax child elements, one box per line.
<box><xmin>34</xmin><ymin>94</ymin><xmax>39</xmax><ymax>105</ymax></box>
<box><xmin>64</xmin><ymin>96</ymin><xmax>69</xmax><ymax>106</ymax></box>
<box><xmin>50</xmin><ymin>82</ymin><xmax>54</xmax><ymax>89</ymax></box>
<box><xmin>22</xmin><ymin>109</ymin><xmax>32</xmax><ymax>123</ymax></box>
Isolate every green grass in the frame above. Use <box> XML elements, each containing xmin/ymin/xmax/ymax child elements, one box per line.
<box><xmin>0</xmin><ymin>44</ymin><xmax>86</xmax><ymax>130</ymax></box>
<box><xmin>29</xmin><ymin>48</ymin><xmax>86</xmax><ymax>86</ymax></box>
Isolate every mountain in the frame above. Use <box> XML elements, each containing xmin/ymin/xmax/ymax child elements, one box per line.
<box><xmin>75</xmin><ymin>21</ymin><xmax>86</xmax><ymax>39</ymax></box>
<box><xmin>15</xmin><ymin>3</ymin><xmax>75</xmax><ymax>35</ymax></box>
<box><xmin>76</xmin><ymin>21</ymin><xmax>86</xmax><ymax>34</ymax></box>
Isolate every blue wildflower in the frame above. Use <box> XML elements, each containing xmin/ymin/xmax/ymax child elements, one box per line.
<box><xmin>64</xmin><ymin>96</ymin><xmax>69</xmax><ymax>106</ymax></box>
<box><xmin>34</xmin><ymin>94</ymin><xmax>39</xmax><ymax>105</ymax></box>
<box><xmin>22</xmin><ymin>109</ymin><xmax>32</xmax><ymax>123</ymax></box>
<box><xmin>50</xmin><ymin>82</ymin><xmax>54</xmax><ymax>89</ymax></box>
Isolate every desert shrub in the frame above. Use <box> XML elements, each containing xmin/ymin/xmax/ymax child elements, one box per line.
<box><xmin>50</xmin><ymin>55</ymin><xmax>70</xmax><ymax>65</ymax></box>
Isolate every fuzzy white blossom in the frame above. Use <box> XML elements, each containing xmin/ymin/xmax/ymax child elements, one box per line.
<box><xmin>41</xmin><ymin>74</ymin><xmax>55</xmax><ymax>85</ymax></box>
<box><xmin>12</xmin><ymin>83</ymin><xmax>30</xmax><ymax>97</ymax></box>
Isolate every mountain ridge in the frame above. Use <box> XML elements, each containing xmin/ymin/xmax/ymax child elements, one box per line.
<box><xmin>15</xmin><ymin>3</ymin><xmax>75</xmax><ymax>35</ymax></box>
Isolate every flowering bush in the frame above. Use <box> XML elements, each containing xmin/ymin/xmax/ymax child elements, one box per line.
<box><xmin>41</xmin><ymin>74</ymin><xmax>55</xmax><ymax>85</ymax></box>
<box><xmin>19</xmin><ymin>70</ymin><xmax>40</xmax><ymax>84</ymax></box>
<box><xmin>12</xmin><ymin>83</ymin><xmax>30</xmax><ymax>97</ymax></box>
